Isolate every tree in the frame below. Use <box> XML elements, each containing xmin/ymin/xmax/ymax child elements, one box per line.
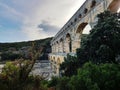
<box><xmin>60</xmin><ymin>55</ymin><xmax>79</xmax><ymax>77</ymax></box>
<box><xmin>0</xmin><ymin>43</ymin><xmax>46</xmax><ymax>90</ymax></box>
<box><xmin>69</xmin><ymin>62</ymin><xmax>120</xmax><ymax>90</ymax></box>
<box><xmin>77</xmin><ymin>11</ymin><xmax>120</xmax><ymax>64</ymax></box>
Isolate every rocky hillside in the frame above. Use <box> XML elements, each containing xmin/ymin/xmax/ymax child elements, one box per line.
<box><xmin>0</xmin><ymin>37</ymin><xmax>52</xmax><ymax>61</ymax></box>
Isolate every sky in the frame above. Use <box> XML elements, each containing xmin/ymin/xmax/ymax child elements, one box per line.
<box><xmin>0</xmin><ymin>0</ymin><xmax>86</xmax><ymax>42</ymax></box>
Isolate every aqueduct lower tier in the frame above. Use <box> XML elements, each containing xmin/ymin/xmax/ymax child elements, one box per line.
<box><xmin>49</xmin><ymin>0</ymin><xmax>120</xmax><ymax>76</ymax></box>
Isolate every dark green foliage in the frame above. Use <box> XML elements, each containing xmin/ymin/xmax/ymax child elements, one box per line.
<box><xmin>0</xmin><ymin>37</ymin><xmax>52</xmax><ymax>61</ymax></box>
<box><xmin>47</xmin><ymin>76</ymin><xmax>59</xmax><ymax>88</ymax></box>
<box><xmin>69</xmin><ymin>62</ymin><xmax>120</xmax><ymax>90</ymax></box>
<box><xmin>60</xmin><ymin>55</ymin><xmax>79</xmax><ymax>77</ymax></box>
<box><xmin>1</xmin><ymin>53</ymin><xmax>22</xmax><ymax>61</ymax></box>
<box><xmin>0</xmin><ymin>43</ymin><xmax>47</xmax><ymax>90</ymax></box>
<box><xmin>47</xmin><ymin>76</ymin><xmax>70</xmax><ymax>90</ymax></box>
<box><xmin>81</xmin><ymin>34</ymin><xmax>88</xmax><ymax>46</ymax></box>
<box><xmin>56</xmin><ymin>77</ymin><xmax>70</xmax><ymax>90</ymax></box>
<box><xmin>0</xmin><ymin>37</ymin><xmax>52</xmax><ymax>52</ymax></box>
<box><xmin>49</xmin><ymin>62</ymin><xmax>120</xmax><ymax>90</ymax></box>
<box><xmin>77</xmin><ymin>11</ymin><xmax>120</xmax><ymax>64</ymax></box>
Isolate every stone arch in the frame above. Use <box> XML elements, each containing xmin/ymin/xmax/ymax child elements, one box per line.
<box><xmin>59</xmin><ymin>38</ymin><xmax>64</xmax><ymax>53</ymax></box>
<box><xmin>57</xmin><ymin>58</ymin><xmax>61</xmax><ymax>65</ymax></box>
<box><xmin>76</xmin><ymin>23</ymin><xmax>88</xmax><ymax>33</ymax></box>
<box><xmin>78</xmin><ymin>14</ymin><xmax>82</xmax><ymax>18</ymax></box>
<box><xmin>50</xmin><ymin>56</ymin><xmax>52</xmax><ymax>60</ymax></box>
<box><xmin>53</xmin><ymin>57</ymin><xmax>55</xmax><ymax>61</ymax></box>
<box><xmin>91</xmin><ymin>0</ymin><xmax>96</xmax><ymax>8</ymax></box>
<box><xmin>73</xmin><ymin>22</ymin><xmax>91</xmax><ymax>52</ymax></box>
<box><xmin>84</xmin><ymin>8</ymin><xmax>88</xmax><ymax>14</ymax></box>
<box><xmin>108</xmin><ymin>0</ymin><xmax>120</xmax><ymax>13</ymax></box>
<box><xmin>65</xmin><ymin>33</ymin><xmax>72</xmax><ymax>53</ymax></box>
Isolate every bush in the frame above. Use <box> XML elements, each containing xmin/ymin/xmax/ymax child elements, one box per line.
<box><xmin>60</xmin><ymin>55</ymin><xmax>79</xmax><ymax>77</ymax></box>
<box><xmin>69</xmin><ymin>62</ymin><xmax>120</xmax><ymax>90</ymax></box>
<box><xmin>49</xmin><ymin>62</ymin><xmax>120</xmax><ymax>90</ymax></box>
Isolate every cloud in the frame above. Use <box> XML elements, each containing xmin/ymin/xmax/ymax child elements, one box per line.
<box><xmin>0</xmin><ymin>0</ymin><xmax>86</xmax><ymax>42</ymax></box>
<box><xmin>20</xmin><ymin>0</ymin><xmax>85</xmax><ymax>40</ymax></box>
<box><xmin>21</xmin><ymin>21</ymin><xmax>59</xmax><ymax>41</ymax></box>
<box><xmin>38</xmin><ymin>21</ymin><xmax>60</xmax><ymax>35</ymax></box>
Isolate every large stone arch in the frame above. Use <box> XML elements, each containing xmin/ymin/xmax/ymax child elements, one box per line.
<box><xmin>108</xmin><ymin>0</ymin><xmax>120</xmax><ymax>13</ymax></box>
<box><xmin>72</xmin><ymin>22</ymin><xmax>92</xmax><ymax>52</ymax></box>
<box><xmin>76</xmin><ymin>23</ymin><xmax>88</xmax><ymax>33</ymax></box>
<box><xmin>65</xmin><ymin>33</ymin><xmax>72</xmax><ymax>53</ymax></box>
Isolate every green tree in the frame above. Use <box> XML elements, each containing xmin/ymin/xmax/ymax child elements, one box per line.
<box><xmin>77</xmin><ymin>11</ymin><xmax>120</xmax><ymax>64</ymax></box>
<box><xmin>0</xmin><ymin>43</ymin><xmax>46</xmax><ymax>90</ymax></box>
<box><xmin>69</xmin><ymin>62</ymin><xmax>120</xmax><ymax>90</ymax></box>
<box><xmin>56</xmin><ymin>76</ymin><xmax>70</xmax><ymax>90</ymax></box>
<box><xmin>60</xmin><ymin>55</ymin><xmax>79</xmax><ymax>77</ymax></box>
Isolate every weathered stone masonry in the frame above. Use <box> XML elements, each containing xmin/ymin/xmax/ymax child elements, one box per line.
<box><xmin>49</xmin><ymin>0</ymin><xmax>120</xmax><ymax>76</ymax></box>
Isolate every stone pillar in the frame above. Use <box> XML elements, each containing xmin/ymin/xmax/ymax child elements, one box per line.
<box><xmin>56</xmin><ymin>66</ymin><xmax>60</xmax><ymax>76</ymax></box>
<box><xmin>72</xmin><ymin>40</ymin><xmax>81</xmax><ymax>53</ymax></box>
<box><xmin>53</xmin><ymin>45</ymin><xmax>55</xmax><ymax>53</ymax></box>
<box><xmin>55</xmin><ymin>43</ymin><xmax>59</xmax><ymax>53</ymax></box>
<box><xmin>65</xmin><ymin>41</ymin><xmax>69</xmax><ymax>53</ymax></box>
<box><xmin>59</xmin><ymin>41</ymin><xmax>64</xmax><ymax>53</ymax></box>
<box><xmin>72</xmin><ymin>33</ymin><xmax>81</xmax><ymax>53</ymax></box>
<box><xmin>55</xmin><ymin>43</ymin><xmax>57</xmax><ymax>53</ymax></box>
<box><xmin>51</xmin><ymin>46</ymin><xmax>53</xmax><ymax>53</ymax></box>
<box><xmin>63</xmin><ymin>40</ymin><xmax>66</xmax><ymax>53</ymax></box>
<box><xmin>58</xmin><ymin>42</ymin><xmax>61</xmax><ymax>53</ymax></box>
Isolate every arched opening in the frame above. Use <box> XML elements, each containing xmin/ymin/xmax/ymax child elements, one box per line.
<box><xmin>65</xmin><ymin>33</ymin><xmax>72</xmax><ymax>53</ymax></box>
<box><xmin>108</xmin><ymin>0</ymin><xmax>120</xmax><ymax>13</ymax></box>
<box><xmin>91</xmin><ymin>0</ymin><xmax>96</xmax><ymax>8</ymax></box>
<box><xmin>60</xmin><ymin>38</ymin><xmax>64</xmax><ymax>53</ymax></box>
<box><xmin>50</xmin><ymin>56</ymin><xmax>52</xmax><ymax>60</ymax></box>
<box><xmin>78</xmin><ymin>14</ymin><xmax>82</xmax><ymax>18</ymax></box>
<box><xmin>74</xmin><ymin>23</ymin><xmax>92</xmax><ymax>51</ymax></box>
<box><xmin>82</xmin><ymin>24</ymin><xmax>92</xmax><ymax>34</ymax></box>
<box><xmin>53</xmin><ymin>57</ymin><xmax>55</xmax><ymax>61</ymax></box>
<box><xmin>74</xmin><ymin>18</ymin><xmax>77</xmax><ymax>23</ymax></box>
<box><xmin>76</xmin><ymin>23</ymin><xmax>88</xmax><ymax>33</ymax></box>
<box><xmin>57</xmin><ymin>58</ymin><xmax>61</xmax><ymax>65</ymax></box>
<box><xmin>71</xmin><ymin>22</ymin><xmax>73</xmax><ymax>25</ymax></box>
<box><xmin>84</xmin><ymin>8</ymin><xmax>88</xmax><ymax>14</ymax></box>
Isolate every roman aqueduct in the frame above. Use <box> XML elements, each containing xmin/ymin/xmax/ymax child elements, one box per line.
<box><xmin>49</xmin><ymin>0</ymin><xmax>120</xmax><ymax>76</ymax></box>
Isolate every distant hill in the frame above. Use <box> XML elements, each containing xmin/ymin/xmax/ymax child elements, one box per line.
<box><xmin>0</xmin><ymin>37</ymin><xmax>52</xmax><ymax>61</ymax></box>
